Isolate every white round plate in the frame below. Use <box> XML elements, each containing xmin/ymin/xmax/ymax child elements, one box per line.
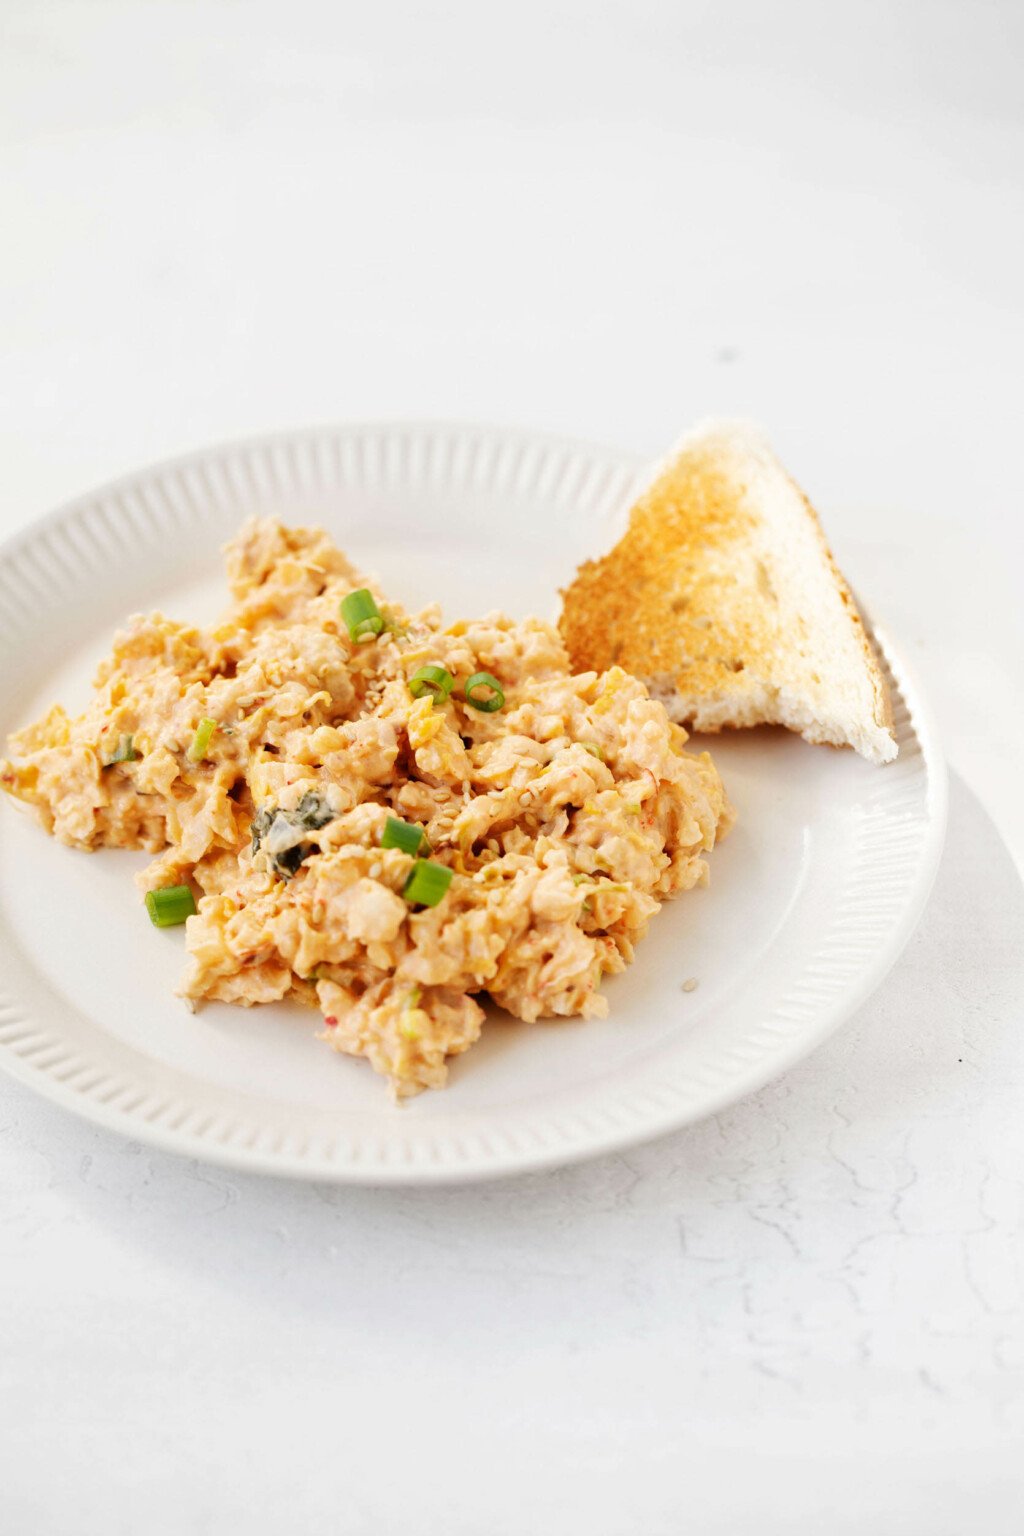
<box><xmin>0</xmin><ymin>422</ymin><xmax>946</xmax><ymax>1183</ymax></box>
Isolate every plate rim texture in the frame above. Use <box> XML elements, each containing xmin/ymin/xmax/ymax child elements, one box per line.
<box><xmin>0</xmin><ymin>420</ymin><xmax>948</xmax><ymax>1184</ymax></box>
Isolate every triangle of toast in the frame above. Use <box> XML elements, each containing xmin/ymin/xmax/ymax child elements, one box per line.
<box><xmin>560</xmin><ymin>420</ymin><xmax>897</xmax><ymax>764</ymax></box>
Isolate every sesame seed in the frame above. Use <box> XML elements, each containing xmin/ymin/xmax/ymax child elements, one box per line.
<box><xmin>682</xmin><ymin>977</ymin><xmax>699</xmax><ymax>993</ymax></box>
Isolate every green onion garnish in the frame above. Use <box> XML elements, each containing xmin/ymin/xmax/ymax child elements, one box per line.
<box><xmin>340</xmin><ymin>589</ymin><xmax>384</xmax><ymax>642</ymax></box>
<box><xmin>381</xmin><ymin>815</ymin><xmax>427</xmax><ymax>855</ymax></box>
<box><xmin>187</xmin><ymin>717</ymin><xmax>217</xmax><ymax>762</ymax></box>
<box><xmin>402</xmin><ymin>859</ymin><xmax>453</xmax><ymax>908</ymax></box>
<box><xmin>408</xmin><ymin>664</ymin><xmax>454</xmax><ymax>702</ymax></box>
<box><xmin>464</xmin><ymin>671</ymin><xmax>504</xmax><ymax>712</ymax></box>
<box><xmin>145</xmin><ymin>885</ymin><xmax>196</xmax><ymax>927</ymax></box>
<box><xmin>103</xmin><ymin>733</ymin><xmax>138</xmax><ymax>766</ymax></box>
<box><xmin>581</xmin><ymin>742</ymin><xmax>604</xmax><ymax>761</ymax></box>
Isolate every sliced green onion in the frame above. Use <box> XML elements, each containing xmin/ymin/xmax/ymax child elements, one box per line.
<box><xmin>340</xmin><ymin>588</ymin><xmax>384</xmax><ymax>642</ymax></box>
<box><xmin>409</xmin><ymin>664</ymin><xmax>454</xmax><ymax>702</ymax></box>
<box><xmin>380</xmin><ymin>608</ymin><xmax>408</xmax><ymax>639</ymax></box>
<box><xmin>581</xmin><ymin>741</ymin><xmax>604</xmax><ymax>761</ymax></box>
<box><xmin>464</xmin><ymin>671</ymin><xmax>504</xmax><ymax>712</ymax></box>
<box><xmin>145</xmin><ymin>885</ymin><xmax>196</xmax><ymax>928</ymax></box>
<box><xmin>381</xmin><ymin>815</ymin><xmax>427</xmax><ymax>855</ymax></box>
<box><xmin>402</xmin><ymin>859</ymin><xmax>453</xmax><ymax>908</ymax></box>
<box><xmin>187</xmin><ymin>716</ymin><xmax>217</xmax><ymax>763</ymax></box>
<box><xmin>103</xmin><ymin>733</ymin><xmax>138</xmax><ymax>766</ymax></box>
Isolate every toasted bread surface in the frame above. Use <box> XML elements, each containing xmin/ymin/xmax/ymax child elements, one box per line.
<box><xmin>559</xmin><ymin>420</ymin><xmax>897</xmax><ymax>764</ymax></box>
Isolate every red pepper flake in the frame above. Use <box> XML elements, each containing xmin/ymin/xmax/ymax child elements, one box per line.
<box><xmin>324</xmin><ymin>1015</ymin><xmax>338</xmax><ymax>1028</ymax></box>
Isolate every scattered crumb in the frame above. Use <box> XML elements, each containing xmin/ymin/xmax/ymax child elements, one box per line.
<box><xmin>682</xmin><ymin>977</ymin><xmax>699</xmax><ymax>993</ymax></box>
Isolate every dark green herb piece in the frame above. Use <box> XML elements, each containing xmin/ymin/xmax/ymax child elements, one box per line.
<box><xmin>250</xmin><ymin>792</ymin><xmax>336</xmax><ymax>879</ymax></box>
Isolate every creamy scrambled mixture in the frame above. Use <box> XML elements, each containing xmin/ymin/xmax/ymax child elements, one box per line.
<box><xmin>0</xmin><ymin>519</ymin><xmax>732</xmax><ymax>1097</ymax></box>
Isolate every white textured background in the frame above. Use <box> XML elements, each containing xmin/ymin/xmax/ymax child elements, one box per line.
<box><xmin>1</xmin><ymin>3</ymin><xmax>1022</xmax><ymax>1533</ymax></box>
